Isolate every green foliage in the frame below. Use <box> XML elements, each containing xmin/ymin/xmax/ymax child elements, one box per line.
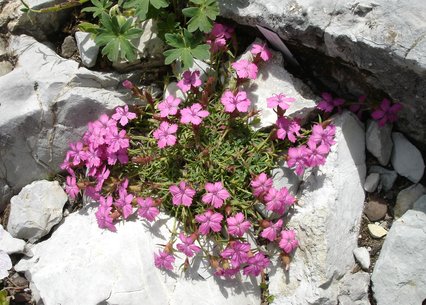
<box><xmin>182</xmin><ymin>0</ymin><xmax>219</xmax><ymax>33</ymax></box>
<box><xmin>95</xmin><ymin>14</ymin><xmax>143</xmax><ymax>62</ymax></box>
<box><xmin>164</xmin><ymin>30</ymin><xmax>210</xmax><ymax>69</ymax></box>
<box><xmin>0</xmin><ymin>290</ymin><xmax>9</xmax><ymax>305</ymax></box>
<box><xmin>123</xmin><ymin>0</ymin><xmax>169</xmax><ymax>20</ymax></box>
<box><xmin>81</xmin><ymin>0</ymin><xmax>112</xmax><ymax>18</ymax></box>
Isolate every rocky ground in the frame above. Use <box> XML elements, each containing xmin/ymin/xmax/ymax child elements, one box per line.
<box><xmin>0</xmin><ymin>0</ymin><xmax>425</xmax><ymax>305</ymax></box>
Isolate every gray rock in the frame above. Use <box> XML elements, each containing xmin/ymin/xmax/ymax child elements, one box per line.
<box><xmin>0</xmin><ymin>35</ymin><xmax>129</xmax><ymax>209</ymax></box>
<box><xmin>0</xmin><ymin>250</ymin><xmax>12</xmax><ymax>280</ymax></box>
<box><xmin>364</xmin><ymin>199</ymin><xmax>387</xmax><ymax>222</ymax></box>
<box><xmin>413</xmin><ymin>195</ymin><xmax>426</xmax><ymax>214</ymax></box>
<box><xmin>218</xmin><ymin>0</ymin><xmax>426</xmax><ymax>148</ymax></box>
<box><xmin>394</xmin><ymin>184</ymin><xmax>425</xmax><ymax>218</ymax></box>
<box><xmin>0</xmin><ymin>36</ymin><xmax>7</xmax><ymax>57</ymax></box>
<box><xmin>15</xmin><ymin>206</ymin><xmax>260</xmax><ymax>305</ymax></box>
<box><xmin>366</xmin><ymin>120</ymin><xmax>393</xmax><ymax>166</ymax></box>
<box><xmin>7</xmin><ymin>180</ymin><xmax>68</xmax><ymax>242</ymax></box>
<box><xmin>269</xmin><ymin>112</ymin><xmax>366</xmax><ymax>305</ymax></box>
<box><xmin>75</xmin><ymin>31</ymin><xmax>99</xmax><ymax>68</ymax></box>
<box><xmin>368</xmin><ymin>224</ymin><xmax>387</xmax><ymax>239</ymax></box>
<box><xmin>241</xmin><ymin>41</ymin><xmax>317</xmax><ymax>129</ymax></box>
<box><xmin>60</xmin><ymin>35</ymin><xmax>77</xmax><ymax>58</ymax></box>
<box><xmin>338</xmin><ymin>272</ymin><xmax>371</xmax><ymax>305</ymax></box>
<box><xmin>271</xmin><ymin>162</ymin><xmax>301</xmax><ymax>195</ymax></box>
<box><xmin>372</xmin><ymin>210</ymin><xmax>426</xmax><ymax>305</ymax></box>
<box><xmin>369</xmin><ymin>166</ymin><xmax>398</xmax><ymax>192</ymax></box>
<box><xmin>364</xmin><ymin>173</ymin><xmax>380</xmax><ymax>193</ymax></box>
<box><xmin>391</xmin><ymin>132</ymin><xmax>425</xmax><ymax>183</ymax></box>
<box><xmin>353</xmin><ymin>247</ymin><xmax>370</xmax><ymax>270</ymax></box>
<box><xmin>0</xmin><ymin>61</ymin><xmax>13</xmax><ymax>77</ymax></box>
<box><xmin>0</xmin><ymin>224</ymin><xmax>26</xmax><ymax>255</ymax></box>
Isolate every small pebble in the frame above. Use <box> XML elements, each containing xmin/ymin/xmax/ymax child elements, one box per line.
<box><xmin>364</xmin><ymin>173</ymin><xmax>380</xmax><ymax>193</ymax></box>
<box><xmin>353</xmin><ymin>247</ymin><xmax>371</xmax><ymax>270</ymax></box>
<box><xmin>368</xmin><ymin>224</ymin><xmax>388</xmax><ymax>238</ymax></box>
<box><xmin>364</xmin><ymin>199</ymin><xmax>387</xmax><ymax>221</ymax></box>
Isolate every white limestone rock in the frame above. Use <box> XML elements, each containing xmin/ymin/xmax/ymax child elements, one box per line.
<box><xmin>269</xmin><ymin>111</ymin><xmax>366</xmax><ymax>305</ymax></box>
<box><xmin>0</xmin><ymin>225</ymin><xmax>26</xmax><ymax>255</ymax></box>
<box><xmin>391</xmin><ymin>132</ymin><xmax>425</xmax><ymax>183</ymax></box>
<box><xmin>372</xmin><ymin>210</ymin><xmax>426</xmax><ymax>305</ymax></box>
<box><xmin>75</xmin><ymin>31</ymin><xmax>99</xmax><ymax>68</ymax></box>
<box><xmin>363</xmin><ymin>173</ymin><xmax>380</xmax><ymax>193</ymax></box>
<box><xmin>7</xmin><ymin>180</ymin><xmax>68</xmax><ymax>242</ymax></box>
<box><xmin>394</xmin><ymin>184</ymin><xmax>425</xmax><ymax>218</ymax></box>
<box><xmin>353</xmin><ymin>247</ymin><xmax>370</xmax><ymax>270</ymax></box>
<box><xmin>369</xmin><ymin>166</ymin><xmax>398</xmax><ymax>192</ymax></box>
<box><xmin>15</xmin><ymin>205</ymin><xmax>260</xmax><ymax>305</ymax></box>
<box><xmin>338</xmin><ymin>272</ymin><xmax>371</xmax><ymax>305</ymax></box>
<box><xmin>0</xmin><ymin>35</ymin><xmax>129</xmax><ymax>210</ymax></box>
<box><xmin>368</xmin><ymin>224</ymin><xmax>387</xmax><ymax>239</ymax></box>
<box><xmin>271</xmin><ymin>162</ymin><xmax>302</xmax><ymax>195</ymax></box>
<box><xmin>0</xmin><ymin>250</ymin><xmax>12</xmax><ymax>280</ymax></box>
<box><xmin>366</xmin><ymin>120</ymin><xmax>393</xmax><ymax>166</ymax></box>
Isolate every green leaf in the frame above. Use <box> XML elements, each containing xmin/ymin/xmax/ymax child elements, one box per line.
<box><xmin>78</xmin><ymin>22</ymin><xmax>99</xmax><ymax>34</ymax></box>
<box><xmin>0</xmin><ymin>290</ymin><xmax>9</xmax><ymax>305</ymax></box>
<box><xmin>95</xmin><ymin>14</ymin><xmax>143</xmax><ymax>62</ymax></box>
<box><xmin>123</xmin><ymin>0</ymin><xmax>168</xmax><ymax>20</ymax></box>
<box><xmin>157</xmin><ymin>13</ymin><xmax>179</xmax><ymax>40</ymax></box>
<box><xmin>191</xmin><ymin>43</ymin><xmax>210</xmax><ymax>61</ymax></box>
<box><xmin>81</xmin><ymin>0</ymin><xmax>112</xmax><ymax>18</ymax></box>
<box><xmin>182</xmin><ymin>0</ymin><xmax>219</xmax><ymax>33</ymax></box>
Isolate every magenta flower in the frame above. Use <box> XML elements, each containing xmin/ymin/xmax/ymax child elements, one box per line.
<box><xmin>214</xmin><ymin>267</ymin><xmax>240</xmax><ymax>278</ymax></box>
<box><xmin>169</xmin><ymin>181</ymin><xmax>196</xmax><ymax>207</ymax></box>
<box><xmin>287</xmin><ymin>145</ymin><xmax>308</xmax><ymax>176</ymax></box>
<box><xmin>195</xmin><ymin>210</ymin><xmax>223</xmax><ymax>235</ymax></box>
<box><xmin>232</xmin><ymin>59</ymin><xmax>258</xmax><ymax>80</ymax></box>
<box><xmin>180</xmin><ymin>103</ymin><xmax>209</xmax><ymax>125</ymax></box>
<box><xmin>202</xmin><ymin>181</ymin><xmax>230</xmax><ymax>208</ymax></box>
<box><xmin>154</xmin><ymin>250</ymin><xmax>175</xmax><ymax>271</ymax></box>
<box><xmin>137</xmin><ymin>197</ymin><xmax>159</xmax><ymax>222</ymax></box>
<box><xmin>305</xmin><ymin>141</ymin><xmax>329</xmax><ymax>167</ymax></box>
<box><xmin>107</xmin><ymin>148</ymin><xmax>129</xmax><ymax>165</ymax></box>
<box><xmin>317</xmin><ymin>92</ymin><xmax>344</xmax><ymax>113</ymax></box>
<box><xmin>157</xmin><ymin>96</ymin><xmax>181</xmax><ymax>118</ymax></box>
<box><xmin>105</xmin><ymin>128</ymin><xmax>129</xmax><ymax>153</ymax></box>
<box><xmin>227</xmin><ymin>213</ymin><xmax>251</xmax><ymax>237</ymax></box>
<box><xmin>95</xmin><ymin>165</ymin><xmax>110</xmax><ymax>191</ymax></box>
<box><xmin>153</xmin><ymin>122</ymin><xmax>178</xmax><ymax>148</ymax></box>
<box><xmin>114</xmin><ymin>187</ymin><xmax>134</xmax><ymax>219</ymax></box>
<box><xmin>220</xmin><ymin>90</ymin><xmax>251</xmax><ymax>113</ymax></box>
<box><xmin>308</xmin><ymin>124</ymin><xmax>336</xmax><ymax>149</ymax></box>
<box><xmin>251</xmin><ymin>43</ymin><xmax>272</xmax><ymax>62</ymax></box>
<box><xmin>176</xmin><ymin>233</ymin><xmax>201</xmax><ymax>257</ymax></box>
<box><xmin>221</xmin><ymin>241</ymin><xmax>250</xmax><ymax>268</ymax></box>
<box><xmin>85</xmin><ymin>146</ymin><xmax>102</xmax><ymax>169</ymax></box>
<box><xmin>267</xmin><ymin>93</ymin><xmax>295</xmax><ymax>111</ymax></box>
<box><xmin>264</xmin><ymin>187</ymin><xmax>295</xmax><ymax>215</ymax></box>
<box><xmin>122</xmin><ymin>80</ymin><xmax>134</xmax><ymax>89</ymax></box>
<box><xmin>211</xmin><ymin>23</ymin><xmax>234</xmax><ymax>40</ymax></box>
<box><xmin>279</xmin><ymin>229</ymin><xmax>299</xmax><ymax>253</ymax></box>
<box><xmin>276</xmin><ymin>117</ymin><xmax>301</xmax><ymax>143</ymax></box>
<box><xmin>250</xmin><ymin>173</ymin><xmax>273</xmax><ymax>199</ymax></box>
<box><xmin>112</xmin><ymin>105</ymin><xmax>137</xmax><ymax>126</ymax></box>
<box><xmin>67</xmin><ymin>142</ymin><xmax>87</xmax><ymax>166</ymax></box>
<box><xmin>177</xmin><ymin>70</ymin><xmax>202</xmax><ymax>93</ymax></box>
<box><xmin>95</xmin><ymin>196</ymin><xmax>116</xmax><ymax>232</ymax></box>
<box><xmin>371</xmin><ymin>98</ymin><xmax>402</xmax><ymax>126</ymax></box>
<box><xmin>207</xmin><ymin>23</ymin><xmax>234</xmax><ymax>52</ymax></box>
<box><xmin>260</xmin><ymin>219</ymin><xmax>283</xmax><ymax>241</ymax></box>
<box><xmin>349</xmin><ymin>95</ymin><xmax>367</xmax><ymax>119</ymax></box>
<box><xmin>243</xmin><ymin>252</ymin><xmax>270</xmax><ymax>276</ymax></box>
<box><xmin>65</xmin><ymin>175</ymin><xmax>79</xmax><ymax>199</ymax></box>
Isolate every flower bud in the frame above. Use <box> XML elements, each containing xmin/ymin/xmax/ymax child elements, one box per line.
<box><xmin>122</xmin><ymin>80</ymin><xmax>134</xmax><ymax>89</ymax></box>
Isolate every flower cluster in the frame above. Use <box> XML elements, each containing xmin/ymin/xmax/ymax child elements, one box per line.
<box><xmin>62</xmin><ymin>24</ymin><xmax>337</xmax><ymax>281</ymax></box>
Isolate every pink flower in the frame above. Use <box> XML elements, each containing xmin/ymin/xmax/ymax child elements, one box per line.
<box><xmin>95</xmin><ymin>196</ymin><xmax>116</xmax><ymax>232</ymax></box>
<box><xmin>154</xmin><ymin>250</ymin><xmax>175</xmax><ymax>271</ymax></box>
<box><xmin>137</xmin><ymin>197</ymin><xmax>159</xmax><ymax>222</ymax></box>
<box><xmin>276</xmin><ymin>117</ymin><xmax>301</xmax><ymax>143</ymax></box>
<box><xmin>177</xmin><ymin>70</ymin><xmax>202</xmax><ymax>93</ymax></box>
<box><xmin>308</xmin><ymin>124</ymin><xmax>336</xmax><ymax>149</ymax></box>
<box><xmin>122</xmin><ymin>80</ymin><xmax>134</xmax><ymax>89</ymax></box>
<box><xmin>243</xmin><ymin>252</ymin><xmax>270</xmax><ymax>276</ymax></box>
<box><xmin>105</xmin><ymin>128</ymin><xmax>129</xmax><ymax>153</ymax></box>
<box><xmin>305</xmin><ymin>141</ymin><xmax>329</xmax><ymax>167</ymax></box>
<box><xmin>232</xmin><ymin>59</ymin><xmax>258</xmax><ymax>80</ymax></box>
<box><xmin>114</xmin><ymin>187</ymin><xmax>134</xmax><ymax>219</ymax></box>
<box><xmin>153</xmin><ymin>122</ymin><xmax>178</xmax><ymax>148</ymax></box>
<box><xmin>180</xmin><ymin>103</ymin><xmax>209</xmax><ymax>125</ymax></box>
<box><xmin>251</xmin><ymin>43</ymin><xmax>272</xmax><ymax>62</ymax></box>
<box><xmin>220</xmin><ymin>90</ymin><xmax>251</xmax><ymax>113</ymax></box>
<box><xmin>251</xmin><ymin>173</ymin><xmax>273</xmax><ymax>199</ymax></box>
<box><xmin>107</xmin><ymin>148</ymin><xmax>129</xmax><ymax>165</ymax></box>
<box><xmin>207</xmin><ymin>23</ymin><xmax>234</xmax><ymax>52</ymax></box>
<box><xmin>317</xmin><ymin>92</ymin><xmax>344</xmax><ymax>113</ymax></box>
<box><xmin>211</xmin><ymin>23</ymin><xmax>233</xmax><ymax>40</ymax></box>
<box><xmin>169</xmin><ymin>181</ymin><xmax>196</xmax><ymax>207</ymax></box>
<box><xmin>349</xmin><ymin>95</ymin><xmax>367</xmax><ymax>119</ymax></box>
<box><xmin>287</xmin><ymin>145</ymin><xmax>308</xmax><ymax>176</ymax></box>
<box><xmin>112</xmin><ymin>105</ymin><xmax>137</xmax><ymax>126</ymax></box>
<box><xmin>267</xmin><ymin>93</ymin><xmax>295</xmax><ymax>111</ymax></box>
<box><xmin>221</xmin><ymin>241</ymin><xmax>250</xmax><ymax>268</ymax></box>
<box><xmin>67</xmin><ymin>142</ymin><xmax>87</xmax><ymax>166</ymax></box>
<box><xmin>176</xmin><ymin>233</ymin><xmax>201</xmax><ymax>257</ymax></box>
<box><xmin>202</xmin><ymin>181</ymin><xmax>230</xmax><ymax>208</ymax></box>
<box><xmin>371</xmin><ymin>98</ymin><xmax>402</xmax><ymax>126</ymax></box>
<box><xmin>85</xmin><ymin>146</ymin><xmax>102</xmax><ymax>169</ymax></box>
<box><xmin>264</xmin><ymin>187</ymin><xmax>295</xmax><ymax>215</ymax></box>
<box><xmin>261</xmin><ymin>219</ymin><xmax>283</xmax><ymax>241</ymax></box>
<box><xmin>279</xmin><ymin>229</ymin><xmax>299</xmax><ymax>253</ymax></box>
<box><xmin>227</xmin><ymin>213</ymin><xmax>251</xmax><ymax>237</ymax></box>
<box><xmin>95</xmin><ymin>165</ymin><xmax>110</xmax><ymax>191</ymax></box>
<box><xmin>157</xmin><ymin>96</ymin><xmax>181</xmax><ymax>117</ymax></box>
<box><xmin>214</xmin><ymin>267</ymin><xmax>240</xmax><ymax>278</ymax></box>
<box><xmin>195</xmin><ymin>210</ymin><xmax>223</xmax><ymax>235</ymax></box>
<box><xmin>65</xmin><ymin>175</ymin><xmax>79</xmax><ymax>199</ymax></box>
